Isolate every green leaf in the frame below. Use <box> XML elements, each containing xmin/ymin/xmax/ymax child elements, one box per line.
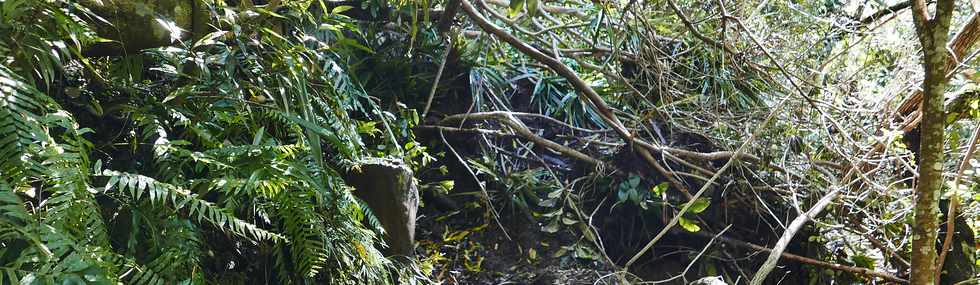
<box><xmin>650</xmin><ymin>182</ymin><xmax>668</xmax><ymax>196</ymax></box>
<box><xmin>526</xmin><ymin>0</ymin><xmax>539</xmax><ymax>16</ymax></box>
<box><xmin>252</xmin><ymin>127</ymin><xmax>265</xmax><ymax>145</ymax></box>
<box><xmin>541</xmin><ymin>219</ymin><xmax>560</xmax><ymax>233</ymax></box>
<box><xmin>508</xmin><ymin>0</ymin><xmax>525</xmax><ymax>17</ymax></box>
<box><xmin>255</xmin><ymin>7</ymin><xmax>287</xmax><ymax>19</ymax></box>
<box><xmin>678</xmin><ymin>217</ymin><xmax>701</xmax><ymax>232</ymax></box>
<box><xmin>573</xmin><ymin>244</ymin><xmax>599</xmax><ymax>261</ymax></box>
<box><xmin>561</xmin><ymin>215</ymin><xmax>578</xmax><ymax>225</ymax></box>
<box><xmin>617</xmin><ymin>186</ymin><xmax>629</xmax><ymax>203</ymax></box>
<box><xmin>192</xmin><ymin>31</ymin><xmax>229</xmax><ymax>47</ymax></box>
<box><xmin>628</xmin><ymin>175</ymin><xmax>640</xmax><ymax>188</ymax></box>
<box><xmin>336</xmin><ymin>38</ymin><xmax>375</xmax><ymax>54</ymax></box>
<box><xmin>851</xmin><ymin>254</ymin><xmax>875</xmax><ymax>269</ymax></box>
<box><xmin>331</xmin><ymin>5</ymin><xmax>354</xmax><ymax>14</ymax></box>
<box><xmin>689</xmin><ymin>198</ymin><xmax>711</xmax><ymax>214</ymax></box>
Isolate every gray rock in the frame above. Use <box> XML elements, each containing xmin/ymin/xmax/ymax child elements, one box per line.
<box><xmin>344</xmin><ymin>158</ymin><xmax>419</xmax><ymax>258</ymax></box>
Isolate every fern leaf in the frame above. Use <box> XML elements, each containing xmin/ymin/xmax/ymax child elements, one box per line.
<box><xmin>101</xmin><ymin>170</ymin><xmax>285</xmax><ymax>242</ymax></box>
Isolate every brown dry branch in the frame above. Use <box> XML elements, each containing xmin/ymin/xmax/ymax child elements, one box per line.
<box><xmin>896</xmin><ymin>13</ymin><xmax>980</xmax><ymax>119</ymax></box>
<box><xmin>459</xmin><ymin>0</ymin><xmax>701</xmax><ymax>199</ymax></box>
<box><xmin>441</xmin><ymin>111</ymin><xmax>604</xmax><ymax>166</ymax></box>
<box><xmin>859</xmin><ymin>1</ymin><xmax>912</xmax><ymax>25</ymax></box>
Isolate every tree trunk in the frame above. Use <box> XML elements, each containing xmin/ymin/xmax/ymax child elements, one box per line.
<box><xmin>913</xmin><ymin>44</ymin><xmax>948</xmax><ymax>285</ymax></box>
<box><xmin>909</xmin><ymin>1</ymin><xmax>954</xmax><ymax>285</ymax></box>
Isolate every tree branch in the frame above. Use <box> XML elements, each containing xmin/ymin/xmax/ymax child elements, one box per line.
<box><xmin>692</xmin><ymin>231</ymin><xmax>910</xmax><ymax>284</ymax></box>
<box><xmin>459</xmin><ymin>0</ymin><xmax>700</xmax><ymax>198</ymax></box>
<box><xmin>897</xmin><ymin>13</ymin><xmax>980</xmax><ymax>117</ymax></box>
<box><xmin>437</xmin><ymin>0</ymin><xmax>462</xmax><ymax>34</ymax></box>
<box><xmin>859</xmin><ymin>1</ymin><xmax>912</xmax><ymax>25</ymax></box>
<box><xmin>459</xmin><ymin>0</ymin><xmax>629</xmax><ymax>137</ymax></box>
<box><xmin>935</xmin><ymin>122</ymin><xmax>980</xmax><ymax>282</ymax></box>
<box><xmin>750</xmin><ymin>188</ymin><xmax>842</xmax><ymax>285</ymax></box>
<box><xmin>440</xmin><ymin>112</ymin><xmax>604</xmax><ymax>166</ymax></box>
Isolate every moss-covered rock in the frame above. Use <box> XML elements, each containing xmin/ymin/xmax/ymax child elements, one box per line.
<box><xmin>80</xmin><ymin>0</ymin><xmax>208</xmax><ymax>55</ymax></box>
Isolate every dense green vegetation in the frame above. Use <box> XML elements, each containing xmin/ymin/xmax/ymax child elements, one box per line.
<box><xmin>0</xmin><ymin>0</ymin><xmax>977</xmax><ymax>284</ymax></box>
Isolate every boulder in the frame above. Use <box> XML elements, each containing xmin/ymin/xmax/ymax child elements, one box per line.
<box><xmin>78</xmin><ymin>0</ymin><xmax>209</xmax><ymax>56</ymax></box>
<box><xmin>344</xmin><ymin>158</ymin><xmax>418</xmax><ymax>258</ymax></box>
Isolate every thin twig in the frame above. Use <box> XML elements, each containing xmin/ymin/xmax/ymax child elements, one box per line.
<box><xmin>441</xmin><ymin>111</ymin><xmax>604</xmax><ymax>165</ymax></box>
<box><xmin>935</xmin><ymin>122</ymin><xmax>980</xmax><ymax>282</ymax></box>
<box><xmin>643</xmin><ymin>225</ymin><xmax>732</xmax><ymax>284</ymax></box>
<box><xmin>422</xmin><ymin>37</ymin><xmax>453</xmax><ymax>118</ymax></box>
<box><xmin>438</xmin><ymin>129</ymin><xmax>512</xmax><ymax>241</ymax></box>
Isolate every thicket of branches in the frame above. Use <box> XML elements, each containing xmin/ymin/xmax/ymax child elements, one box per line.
<box><xmin>0</xmin><ymin>0</ymin><xmax>978</xmax><ymax>284</ymax></box>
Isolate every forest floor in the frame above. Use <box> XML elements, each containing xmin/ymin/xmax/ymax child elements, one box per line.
<box><xmin>415</xmin><ymin>200</ymin><xmax>617</xmax><ymax>284</ymax></box>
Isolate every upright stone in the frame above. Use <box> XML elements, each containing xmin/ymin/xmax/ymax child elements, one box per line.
<box><xmin>344</xmin><ymin>158</ymin><xmax>418</xmax><ymax>258</ymax></box>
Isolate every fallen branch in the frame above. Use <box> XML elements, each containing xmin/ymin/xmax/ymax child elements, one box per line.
<box><xmin>655</xmin><ymin>147</ymin><xmax>763</xmax><ymax>163</ymax></box>
<box><xmin>895</xmin><ymin>13</ymin><xmax>980</xmax><ymax>121</ymax></box>
<box><xmin>858</xmin><ymin>1</ymin><xmax>912</xmax><ymax>25</ymax></box>
<box><xmin>506</xmin><ymin>112</ymin><xmax>614</xmax><ymax>134</ymax></box>
<box><xmin>460</xmin><ymin>0</ymin><xmax>698</xmax><ymax>198</ymax></box>
<box><xmin>415</xmin><ymin>125</ymin><xmax>511</xmax><ymax>137</ymax></box>
<box><xmin>692</xmin><ymin>231</ymin><xmax>910</xmax><ymax>284</ymax></box>
<box><xmin>750</xmin><ymin>188</ymin><xmax>842</xmax><ymax>285</ymax></box>
<box><xmin>441</xmin><ymin>112</ymin><xmax>603</xmax><ymax>165</ymax></box>
<box><xmin>437</xmin><ymin>111</ymin><xmax>758</xmax><ymax>171</ymax></box>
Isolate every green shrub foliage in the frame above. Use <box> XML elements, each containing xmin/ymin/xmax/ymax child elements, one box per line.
<box><xmin>0</xmin><ymin>1</ymin><xmax>401</xmax><ymax>283</ymax></box>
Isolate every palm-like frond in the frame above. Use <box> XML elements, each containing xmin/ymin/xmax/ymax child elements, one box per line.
<box><xmin>0</xmin><ymin>1</ymin><xmax>403</xmax><ymax>284</ymax></box>
<box><xmin>101</xmin><ymin>170</ymin><xmax>285</xmax><ymax>242</ymax></box>
<box><xmin>0</xmin><ymin>65</ymin><xmax>51</xmax><ymax>182</ymax></box>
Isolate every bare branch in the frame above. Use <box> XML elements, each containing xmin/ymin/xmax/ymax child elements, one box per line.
<box><xmin>692</xmin><ymin>231</ymin><xmax>910</xmax><ymax>284</ymax></box>
<box><xmin>859</xmin><ymin>1</ymin><xmax>912</xmax><ymax>25</ymax></box>
<box><xmin>440</xmin><ymin>112</ymin><xmax>604</xmax><ymax>166</ymax></box>
<box><xmin>750</xmin><ymin>188</ymin><xmax>842</xmax><ymax>285</ymax></box>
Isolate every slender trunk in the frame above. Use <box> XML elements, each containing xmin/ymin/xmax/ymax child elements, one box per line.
<box><xmin>911</xmin><ymin>43</ymin><xmax>947</xmax><ymax>285</ymax></box>
<box><xmin>908</xmin><ymin>1</ymin><xmax>954</xmax><ymax>285</ymax></box>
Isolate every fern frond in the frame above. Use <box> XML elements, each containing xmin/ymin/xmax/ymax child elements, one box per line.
<box><xmin>276</xmin><ymin>190</ymin><xmax>327</xmax><ymax>278</ymax></box>
<box><xmin>39</xmin><ymin>140</ymin><xmax>110</xmax><ymax>250</ymax></box>
<box><xmin>0</xmin><ymin>65</ymin><xmax>53</xmax><ymax>182</ymax></box>
<box><xmin>0</xmin><ymin>195</ymin><xmax>118</xmax><ymax>283</ymax></box>
<box><xmin>102</xmin><ymin>170</ymin><xmax>285</xmax><ymax>242</ymax></box>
